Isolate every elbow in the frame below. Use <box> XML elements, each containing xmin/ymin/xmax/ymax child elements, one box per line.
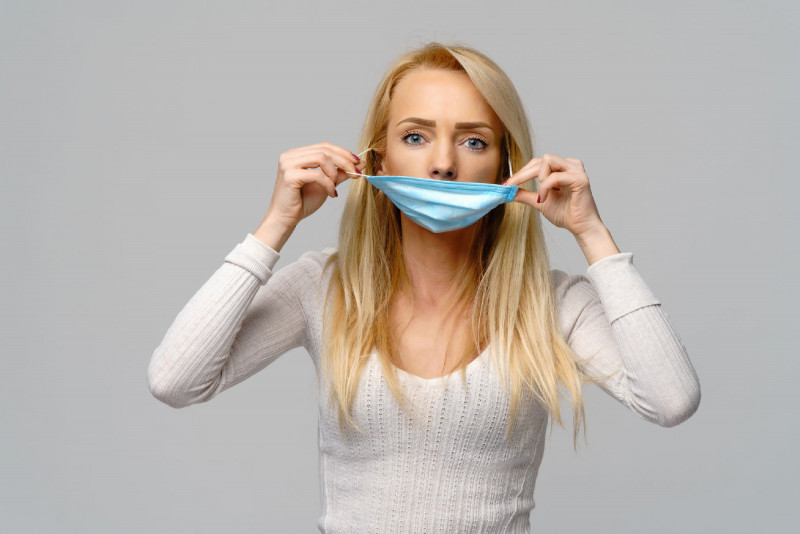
<box><xmin>146</xmin><ymin>361</ymin><xmax>222</xmax><ymax>409</ymax></box>
<box><xmin>147</xmin><ymin>367</ymin><xmax>193</xmax><ymax>409</ymax></box>
<box><xmin>148</xmin><ymin>377</ymin><xmax>189</xmax><ymax>409</ymax></box>
<box><xmin>657</xmin><ymin>386</ymin><xmax>701</xmax><ymax>428</ymax></box>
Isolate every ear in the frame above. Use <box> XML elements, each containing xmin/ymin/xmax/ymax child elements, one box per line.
<box><xmin>376</xmin><ymin>153</ymin><xmax>388</xmax><ymax>176</ymax></box>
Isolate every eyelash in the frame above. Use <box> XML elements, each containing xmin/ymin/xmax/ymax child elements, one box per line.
<box><xmin>400</xmin><ymin>130</ymin><xmax>489</xmax><ymax>152</ymax></box>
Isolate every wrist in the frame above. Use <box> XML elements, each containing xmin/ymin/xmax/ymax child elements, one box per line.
<box><xmin>253</xmin><ymin>214</ymin><xmax>296</xmax><ymax>253</ymax></box>
<box><xmin>574</xmin><ymin>224</ymin><xmax>620</xmax><ymax>266</ymax></box>
<box><xmin>575</xmin><ymin>222</ymin><xmax>609</xmax><ymax>246</ymax></box>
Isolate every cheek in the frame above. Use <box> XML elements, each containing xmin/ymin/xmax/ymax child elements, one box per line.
<box><xmin>385</xmin><ymin>141</ymin><xmax>424</xmax><ymax>175</ymax></box>
<box><xmin>382</xmin><ymin>147</ymin><xmax>398</xmax><ymax>175</ymax></box>
<box><xmin>469</xmin><ymin>153</ymin><xmax>501</xmax><ymax>182</ymax></box>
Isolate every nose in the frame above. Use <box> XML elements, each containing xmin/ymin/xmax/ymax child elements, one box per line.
<box><xmin>429</xmin><ymin>143</ymin><xmax>456</xmax><ymax>180</ymax></box>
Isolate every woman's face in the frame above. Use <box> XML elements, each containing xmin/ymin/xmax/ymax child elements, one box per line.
<box><xmin>380</xmin><ymin>68</ymin><xmax>504</xmax><ymax>184</ymax></box>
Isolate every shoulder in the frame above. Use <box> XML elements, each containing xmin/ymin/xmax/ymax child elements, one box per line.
<box><xmin>272</xmin><ymin>248</ymin><xmax>337</xmax><ymax>347</ymax></box>
<box><xmin>281</xmin><ymin>247</ymin><xmax>336</xmax><ymax>278</ymax></box>
<box><xmin>550</xmin><ymin>268</ymin><xmax>597</xmax><ymax>309</ymax></box>
<box><xmin>549</xmin><ymin>267</ymin><xmax>601</xmax><ymax>342</ymax></box>
<box><xmin>270</xmin><ymin>247</ymin><xmax>337</xmax><ymax>298</ymax></box>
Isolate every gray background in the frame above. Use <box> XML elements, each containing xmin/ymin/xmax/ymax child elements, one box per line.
<box><xmin>1</xmin><ymin>0</ymin><xmax>796</xmax><ymax>532</ymax></box>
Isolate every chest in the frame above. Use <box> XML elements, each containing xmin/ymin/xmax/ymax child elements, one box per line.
<box><xmin>391</xmin><ymin>300</ymin><xmax>477</xmax><ymax>379</ymax></box>
<box><xmin>317</xmin><ymin>350</ymin><xmax>548</xmax><ymax>466</ymax></box>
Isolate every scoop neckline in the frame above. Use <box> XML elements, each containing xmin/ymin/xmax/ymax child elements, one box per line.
<box><xmin>374</xmin><ymin>345</ymin><xmax>491</xmax><ymax>385</ymax></box>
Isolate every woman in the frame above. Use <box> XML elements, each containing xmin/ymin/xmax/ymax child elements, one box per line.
<box><xmin>148</xmin><ymin>42</ymin><xmax>701</xmax><ymax>533</ymax></box>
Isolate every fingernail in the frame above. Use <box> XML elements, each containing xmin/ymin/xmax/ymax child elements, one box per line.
<box><xmin>351</xmin><ymin>153</ymin><xmax>361</xmax><ymax>163</ymax></box>
<box><xmin>334</xmin><ymin>190</ymin><xmax>339</xmax><ymax>197</ymax></box>
<box><xmin>537</xmin><ymin>195</ymin><xmax>541</xmax><ymax>203</ymax></box>
<box><xmin>501</xmin><ymin>180</ymin><xmax>508</xmax><ymax>185</ymax></box>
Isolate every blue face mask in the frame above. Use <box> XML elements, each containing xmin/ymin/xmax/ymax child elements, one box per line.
<box><xmin>348</xmin><ymin>152</ymin><xmax>519</xmax><ymax>233</ymax></box>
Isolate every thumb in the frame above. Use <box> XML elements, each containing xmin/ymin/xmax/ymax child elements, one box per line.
<box><xmin>512</xmin><ymin>189</ymin><xmax>545</xmax><ymax>211</ymax></box>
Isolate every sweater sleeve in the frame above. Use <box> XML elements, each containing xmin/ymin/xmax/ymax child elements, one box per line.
<box><xmin>556</xmin><ymin>252</ymin><xmax>701</xmax><ymax>427</ymax></box>
<box><xmin>147</xmin><ymin>233</ymin><xmax>309</xmax><ymax>409</ymax></box>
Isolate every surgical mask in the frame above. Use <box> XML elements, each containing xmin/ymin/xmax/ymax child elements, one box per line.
<box><xmin>347</xmin><ymin>149</ymin><xmax>519</xmax><ymax>233</ymax></box>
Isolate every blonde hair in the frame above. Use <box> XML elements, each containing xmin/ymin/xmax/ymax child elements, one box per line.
<box><xmin>320</xmin><ymin>42</ymin><xmax>606</xmax><ymax>449</ymax></box>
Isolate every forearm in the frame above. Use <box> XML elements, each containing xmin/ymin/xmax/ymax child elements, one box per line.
<box><xmin>571</xmin><ymin>252</ymin><xmax>702</xmax><ymax>427</ymax></box>
<box><xmin>147</xmin><ymin>234</ymin><xmax>299</xmax><ymax>409</ymax></box>
<box><xmin>574</xmin><ymin>224</ymin><xmax>621</xmax><ymax>266</ymax></box>
<box><xmin>147</xmin><ymin>261</ymin><xmax>266</xmax><ymax>408</ymax></box>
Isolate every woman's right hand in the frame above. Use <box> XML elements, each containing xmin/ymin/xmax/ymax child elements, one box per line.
<box><xmin>256</xmin><ymin>142</ymin><xmax>363</xmax><ymax>250</ymax></box>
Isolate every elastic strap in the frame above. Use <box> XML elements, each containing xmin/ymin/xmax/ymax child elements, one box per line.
<box><xmin>345</xmin><ymin>147</ymin><xmax>375</xmax><ymax>177</ymax></box>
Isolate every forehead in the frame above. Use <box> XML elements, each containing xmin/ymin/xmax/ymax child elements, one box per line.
<box><xmin>389</xmin><ymin>68</ymin><xmax>501</xmax><ymax>127</ymax></box>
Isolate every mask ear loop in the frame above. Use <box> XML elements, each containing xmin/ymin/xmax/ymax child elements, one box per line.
<box><xmin>345</xmin><ymin>148</ymin><xmax>374</xmax><ymax>177</ymax></box>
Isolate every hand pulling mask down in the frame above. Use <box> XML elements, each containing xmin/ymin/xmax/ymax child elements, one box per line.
<box><xmin>346</xmin><ymin>148</ymin><xmax>520</xmax><ymax>233</ymax></box>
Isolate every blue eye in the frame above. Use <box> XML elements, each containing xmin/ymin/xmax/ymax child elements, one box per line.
<box><xmin>465</xmin><ymin>137</ymin><xmax>488</xmax><ymax>150</ymax></box>
<box><xmin>402</xmin><ymin>132</ymin><xmax>425</xmax><ymax>145</ymax></box>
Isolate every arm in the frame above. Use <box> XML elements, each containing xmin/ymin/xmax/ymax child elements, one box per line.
<box><xmin>147</xmin><ymin>233</ymin><xmax>308</xmax><ymax>409</ymax></box>
<box><xmin>557</xmin><ymin>252</ymin><xmax>701</xmax><ymax>427</ymax></box>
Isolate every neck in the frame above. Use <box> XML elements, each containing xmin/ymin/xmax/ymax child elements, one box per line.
<box><xmin>399</xmin><ymin>214</ymin><xmax>476</xmax><ymax>305</ymax></box>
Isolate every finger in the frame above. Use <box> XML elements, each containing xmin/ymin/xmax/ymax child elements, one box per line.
<box><xmin>345</xmin><ymin>158</ymin><xmax>368</xmax><ymax>176</ymax></box>
<box><xmin>284</xmin><ymin>151</ymin><xmax>339</xmax><ymax>183</ymax></box>
<box><xmin>303</xmin><ymin>142</ymin><xmax>362</xmax><ymax>168</ymax></box>
<box><xmin>565</xmin><ymin>157</ymin><xmax>586</xmax><ymax>172</ymax></box>
<box><xmin>537</xmin><ymin>155</ymin><xmax>555</xmax><ymax>190</ymax></box>
<box><xmin>511</xmin><ymin>157</ymin><xmax>542</xmax><ymax>177</ymax></box>
<box><xmin>507</xmin><ymin>155</ymin><xmax>584</xmax><ymax>188</ymax></box>
<box><xmin>537</xmin><ymin>172</ymin><xmax>577</xmax><ymax>204</ymax></box>
<box><xmin>287</xmin><ymin>168</ymin><xmax>338</xmax><ymax>198</ymax></box>
<box><xmin>317</xmin><ymin>147</ymin><xmax>365</xmax><ymax>176</ymax></box>
<box><xmin>285</xmin><ymin>144</ymin><xmax>362</xmax><ymax>176</ymax></box>
<box><xmin>330</xmin><ymin>163</ymin><xmax>366</xmax><ymax>185</ymax></box>
<box><xmin>293</xmin><ymin>146</ymin><xmax>359</xmax><ymax>174</ymax></box>
<box><xmin>512</xmin><ymin>189</ymin><xmax>544</xmax><ymax>210</ymax></box>
<box><xmin>505</xmin><ymin>161</ymin><xmax>541</xmax><ymax>187</ymax></box>
<box><xmin>285</xmin><ymin>150</ymin><xmax>355</xmax><ymax>185</ymax></box>
<box><xmin>540</xmin><ymin>153</ymin><xmax>577</xmax><ymax>173</ymax></box>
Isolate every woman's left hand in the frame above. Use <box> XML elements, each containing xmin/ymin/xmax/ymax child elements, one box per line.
<box><xmin>506</xmin><ymin>153</ymin><xmax>605</xmax><ymax>237</ymax></box>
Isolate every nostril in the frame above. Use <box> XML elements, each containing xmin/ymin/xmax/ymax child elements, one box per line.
<box><xmin>432</xmin><ymin>168</ymin><xmax>455</xmax><ymax>179</ymax></box>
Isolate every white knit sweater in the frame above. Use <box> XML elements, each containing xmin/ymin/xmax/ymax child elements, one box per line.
<box><xmin>147</xmin><ymin>233</ymin><xmax>701</xmax><ymax>533</ymax></box>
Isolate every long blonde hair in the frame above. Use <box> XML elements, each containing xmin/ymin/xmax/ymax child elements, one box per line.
<box><xmin>321</xmin><ymin>42</ymin><xmax>605</xmax><ymax>449</ymax></box>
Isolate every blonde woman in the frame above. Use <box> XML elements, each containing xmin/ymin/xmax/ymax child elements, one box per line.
<box><xmin>148</xmin><ymin>42</ymin><xmax>701</xmax><ymax>533</ymax></box>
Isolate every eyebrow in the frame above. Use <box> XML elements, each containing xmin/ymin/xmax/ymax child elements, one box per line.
<box><xmin>396</xmin><ymin>117</ymin><xmax>495</xmax><ymax>131</ymax></box>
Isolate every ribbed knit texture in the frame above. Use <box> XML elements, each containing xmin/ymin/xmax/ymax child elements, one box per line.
<box><xmin>148</xmin><ymin>233</ymin><xmax>701</xmax><ymax>533</ymax></box>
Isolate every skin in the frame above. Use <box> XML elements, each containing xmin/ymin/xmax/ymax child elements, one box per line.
<box><xmin>254</xmin><ymin>67</ymin><xmax>621</xmax><ymax>378</ymax></box>
<box><xmin>379</xmin><ymin>69</ymin><xmax>506</xmax><ymax>309</ymax></box>
<box><xmin>372</xmin><ymin>69</ymin><xmax>506</xmax><ymax>375</ymax></box>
